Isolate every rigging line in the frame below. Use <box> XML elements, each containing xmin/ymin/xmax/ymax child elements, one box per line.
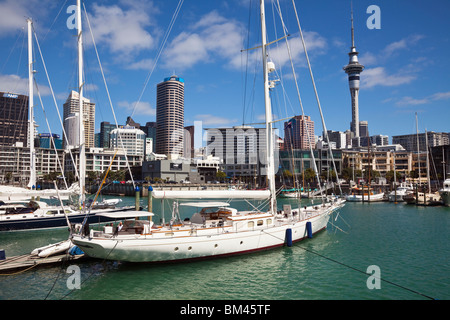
<box><xmin>242</xmin><ymin>0</ymin><xmax>253</xmax><ymax>125</ymax></box>
<box><xmin>34</xmin><ymin>79</ymin><xmax>69</xmax><ymax>189</ymax></box>
<box><xmin>291</xmin><ymin>0</ymin><xmax>343</xmax><ymax>196</ymax></box>
<box><xmin>82</xmin><ymin>2</ymin><xmax>136</xmax><ymax>189</ymax></box>
<box><xmin>293</xmin><ymin>244</ymin><xmax>436</xmax><ymax>300</ymax></box>
<box><xmin>42</xmin><ymin>0</ymin><xmax>69</xmax><ymax>42</ymax></box>
<box><xmin>32</xmin><ymin>24</ymin><xmax>80</xmax><ymax>181</ymax></box>
<box><xmin>274</xmin><ymin>0</ymin><xmax>324</xmax><ymax>201</ymax></box>
<box><xmin>130</xmin><ymin>0</ymin><xmax>184</xmax><ymax>118</ymax></box>
<box><xmin>260</xmin><ymin>220</ymin><xmax>435</xmax><ymax>300</ymax></box>
<box><xmin>0</xmin><ymin>27</ymin><xmax>24</xmax><ymax>74</ymax></box>
<box><xmin>59</xmin><ymin>240</ymin><xmax>120</xmax><ymax>300</ymax></box>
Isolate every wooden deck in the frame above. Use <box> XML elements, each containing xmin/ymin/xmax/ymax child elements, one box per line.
<box><xmin>0</xmin><ymin>253</ymin><xmax>86</xmax><ymax>274</ymax></box>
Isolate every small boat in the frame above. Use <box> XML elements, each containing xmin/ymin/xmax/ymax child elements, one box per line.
<box><xmin>0</xmin><ymin>199</ymin><xmax>136</xmax><ymax>232</ymax></box>
<box><xmin>345</xmin><ymin>186</ymin><xmax>384</xmax><ymax>202</ymax></box>
<box><xmin>90</xmin><ymin>198</ymin><xmax>122</xmax><ymax>209</ymax></box>
<box><xmin>388</xmin><ymin>183</ymin><xmax>414</xmax><ymax>202</ymax></box>
<box><xmin>31</xmin><ymin>239</ymin><xmax>74</xmax><ymax>258</ymax></box>
<box><xmin>438</xmin><ymin>177</ymin><xmax>450</xmax><ymax>207</ymax></box>
<box><xmin>404</xmin><ymin>191</ymin><xmax>442</xmax><ymax>206</ymax></box>
<box><xmin>279</xmin><ymin>189</ymin><xmax>308</xmax><ymax>199</ymax></box>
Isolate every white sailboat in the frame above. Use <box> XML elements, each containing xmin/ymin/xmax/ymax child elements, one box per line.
<box><xmin>72</xmin><ymin>0</ymin><xmax>345</xmax><ymax>263</ymax></box>
<box><xmin>0</xmin><ymin>10</ymin><xmax>134</xmax><ymax>232</ymax></box>
<box><xmin>439</xmin><ymin>176</ymin><xmax>450</xmax><ymax>207</ymax></box>
<box><xmin>0</xmin><ymin>18</ymin><xmax>77</xmax><ymax>202</ymax></box>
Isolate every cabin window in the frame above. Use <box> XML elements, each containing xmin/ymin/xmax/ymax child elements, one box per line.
<box><xmin>248</xmin><ymin>221</ymin><xmax>254</xmax><ymax>228</ymax></box>
<box><xmin>266</xmin><ymin>218</ymin><xmax>272</xmax><ymax>225</ymax></box>
<box><xmin>257</xmin><ymin>220</ymin><xmax>263</xmax><ymax>226</ymax></box>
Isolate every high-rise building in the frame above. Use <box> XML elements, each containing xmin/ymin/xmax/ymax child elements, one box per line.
<box><xmin>109</xmin><ymin>126</ymin><xmax>146</xmax><ymax>156</ymax></box>
<box><xmin>205</xmin><ymin>126</ymin><xmax>272</xmax><ymax>181</ymax></box>
<box><xmin>99</xmin><ymin>121</ymin><xmax>117</xmax><ymax>148</ymax></box>
<box><xmin>0</xmin><ymin>92</ymin><xmax>29</xmax><ymax>146</ymax></box>
<box><xmin>392</xmin><ymin>132</ymin><xmax>449</xmax><ymax>152</ymax></box>
<box><xmin>284</xmin><ymin>115</ymin><xmax>315</xmax><ymax>150</ymax></box>
<box><xmin>156</xmin><ymin>76</ymin><xmax>184</xmax><ymax>159</ymax></box>
<box><xmin>63</xmin><ymin>90</ymin><xmax>95</xmax><ymax>149</ymax></box>
<box><xmin>343</xmin><ymin>9</ymin><xmax>364</xmax><ymax>140</ymax></box>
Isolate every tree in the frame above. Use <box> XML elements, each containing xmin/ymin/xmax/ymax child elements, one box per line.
<box><xmin>216</xmin><ymin>170</ymin><xmax>227</xmax><ymax>182</ymax></box>
<box><xmin>385</xmin><ymin>170</ymin><xmax>402</xmax><ymax>183</ymax></box>
<box><xmin>302</xmin><ymin>168</ymin><xmax>316</xmax><ymax>183</ymax></box>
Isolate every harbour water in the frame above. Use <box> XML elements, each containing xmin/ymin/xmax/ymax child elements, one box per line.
<box><xmin>0</xmin><ymin>196</ymin><xmax>448</xmax><ymax>301</ymax></box>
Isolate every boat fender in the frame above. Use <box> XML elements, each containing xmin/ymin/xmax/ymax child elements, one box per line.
<box><xmin>306</xmin><ymin>222</ymin><xmax>313</xmax><ymax>239</ymax></box>
<box><xmin>285</xmin><ymin>228</ymin><xmax>292</xmax><ymax>247</ymax></box>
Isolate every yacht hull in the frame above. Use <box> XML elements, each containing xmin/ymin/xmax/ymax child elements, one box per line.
<box><xmin>73</xmin><ymin>208</ymin><xmax>333</xmax><ymax>263</ymax></box>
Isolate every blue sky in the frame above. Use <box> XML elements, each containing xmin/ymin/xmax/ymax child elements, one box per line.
<box><xmin>1</xmin><ymin>0</ymin><xmax>449</xmax><ymax>145</ymax></box>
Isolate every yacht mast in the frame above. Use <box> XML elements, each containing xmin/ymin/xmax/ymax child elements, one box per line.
<box><xmin>259</xmin><ymin>0</ymin><xmax>276</xmax><ymax>214</ymax></box>
<box><xmin>77</xmin><ymin>0</ymin><xmax>86</xmax><ymax>206</ymax></box>
<box><xmin>27</xmin><ymin>18</ymin><xmax>36</xmax><ymax>189</ymax></box>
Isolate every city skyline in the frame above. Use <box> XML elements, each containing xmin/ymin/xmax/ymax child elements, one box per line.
<box><xmin>0</xmin><ymin>0</ymin><xmax>449</xmax><ymax>146</ymax></box>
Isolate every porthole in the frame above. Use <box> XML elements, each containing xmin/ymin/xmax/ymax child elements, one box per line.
<box><xmin>240</xmin><ymin>241</ymin><xmax>243</xmax><ymax>245</ymax></box>
<box><xmin>174</xmin><ymin>247</ymin><xmax>179</xmax><ymax>251</ymax></box>
<box><xmin>214</xmin><ymin>244</ymin><xmax>218</xmax><ymax>248</ymax></box>
<box><xmin>188</xmin><ymin>246</ymin><xmax>192</xmax><ymax>251</ymax></box>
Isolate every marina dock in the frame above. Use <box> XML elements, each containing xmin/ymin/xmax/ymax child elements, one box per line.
<box><xmin>0</xmin><ymin>252</ymin><xmax>85</xmax><ymax>274</ymax></box>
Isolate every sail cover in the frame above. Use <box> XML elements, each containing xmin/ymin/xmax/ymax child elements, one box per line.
<box><xmin>151</xmin><ymin>190</ymin><xmax>270</xmax><ymax>200</ymax></box>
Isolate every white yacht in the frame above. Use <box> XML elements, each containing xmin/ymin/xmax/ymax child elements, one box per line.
<box><xmin>388</xmin><ymin>183</ymin><xmax>414</xmax><ymax>202</ymax></box>
<box><xmin>346</xmin><ymin>186</ymin><xmax>384</xmax><ymax>202</ymax></box>
<box><xmin>71</xmin><ymin>0</ymin><xmax>346</xmax><ymax>263</ymax></box>
<box><xmin>438</xmin><ymin>177</ymin><xmax>450</xmax><ymax>207</ymax></box>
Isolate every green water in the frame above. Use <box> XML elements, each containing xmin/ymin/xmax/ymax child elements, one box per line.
<box><xmin>0</xmin><ymin>197</ymin><xmax>449</xmax><ymax>300</ymax></box>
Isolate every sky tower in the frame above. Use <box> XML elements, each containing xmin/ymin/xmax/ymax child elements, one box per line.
<box><xmin>343</xmin><ymin>6</ymin><xmax>364</xmax><ymax>140</ymax></box>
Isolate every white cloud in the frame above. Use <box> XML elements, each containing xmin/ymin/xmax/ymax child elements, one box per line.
<box><xmin>0</xmin><ymin>73</ymin><xmax>51</xmax><ymax>96</ymax></box>
<box><xmin>382</xmin><ymin>34</ymin><xmax>424</xmax><ymax>57</ymax></box>
<box><xmin>395</xmin><ymin>96</ymin><xmax>429</xmax><ymax>106</ymax></box>
<box><xmin>0</xmin><ymin>0</ymin><xmax>53</xmax><ymax>36</ymax></box>
<box><xmin>395</xmin><ymin>91</ymin><xmax>450</xmax><ymax>106</ymax></box>
<box><xmin>87</xmin><ymin>1</ymin><xmax>157</xmax><ymax>58</ymax></box>
<box><xmin>117</xmin><ymin>100</ymin><xmax>155</xmax><ymax>116</ymax></box>
<box><xmin>362</xmin><ymin>67</ymin><xmax>416</xmax><ymax>89</ymax></box>
<box><xmin>125</xmin><ymin>58</ymin><xmax>155</xmax><ymax>70</ymax></box>
<box><xmin>430</xmin><ymin>91</ymin><xmax>450</xmax><ymax>101</ymax></box>
<box><xmin>194</xmin><ymin>114</ymin><xmax>238</xmax><ymax>126</ymax></box>
<box><xmin>162</xmin><ymin>10</ymin><xmax>245</xmax><ymax>71</ymax></box>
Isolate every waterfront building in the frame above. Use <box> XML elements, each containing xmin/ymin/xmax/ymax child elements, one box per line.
<box><xmin>343</xmin><ymin>10</ymin><xmax>364</xmax><ymax>142</ymax></box>
<box><xmin>99</xmin><ymin>121</ymin><xmax>117</xmax><ymax>148</ymax></box>
<box><xmin>324</xmin><ymin>130</ymin><xmax>347</xmax><ymax>149</ymax></box>
<box><xmin>64</xmin><ymin>147</ymin><xmax>143</xmax><ymax>174</ymax></box>
<box><xmin>109</xmin><ymin>126</ymin><xmax>146</xmax><ymax>156</ymax></box>
<box><xmin>205</xmin><ymin>126</ymin><xmax>274</xmax><ymax>184</ymax></box>
<box><xmin>392</xmin><ymin>132</ymin><xmax>449</xmax><ymax>152</ymax></box>
<box><xmin>342</xmin><ymin>149</ymin><xmax>412</xmax><ymax>180</ymax></box>
<box><xmin>37</xmin><ymin>133</ymin><xmax>63</xmax><ymax>150</ymax></box>
<box><xmin>0</xmin><ymin>92</ymin><xmax>28</xmax><ymax>147</ymax></box>
<box><xmin>63</xmin><ymin>91</ymin><xmax>95</xmax><ymax>149</ymax></box>
<box><xmin>0</xmin><ymin>142</ymin><xmax>64</xmax><ymax>185</ymax></box>
<box><xmin>156</xmin><ymin>76</ymin><xmax>184</xmax><ymax>159</ymax></box>
<box><xmin>184</xmin><ymin>125</ymin><xmax>195</xmax><ymax>159</ymax></box>
<box><xmin>284</xmin><ymin>115</ymin><xmax>315</xmax><ymax>150</ymax></box>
